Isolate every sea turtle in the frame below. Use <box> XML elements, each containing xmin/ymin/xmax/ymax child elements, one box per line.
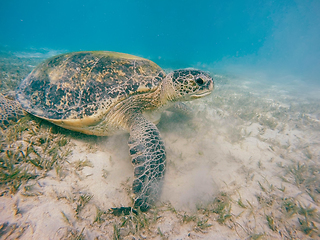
<box><xmin>0</xmin><ymin>51</ymin><xmax>214</xmax><ymax>212</ymax></box>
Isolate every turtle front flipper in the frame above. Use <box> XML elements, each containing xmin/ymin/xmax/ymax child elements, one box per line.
<box><xmin>0</xmin><ymin>94</ymin><xmax>25</xmax><ymax>129</ymax></box>
<box><xmin>128</xmin><ymin>115</ymin><xmax>166</xmax><ymax>211</ymax></box>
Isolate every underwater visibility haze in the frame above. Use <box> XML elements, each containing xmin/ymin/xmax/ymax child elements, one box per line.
<box><xmin>1</xmin><ymin>0</ymin><xmax>320</xmax><ymax>239</ymax></box>
<box><xmin>1</xmin><ymin>0</ymin><xmax>319</xmax><ymax>83</ymax></box>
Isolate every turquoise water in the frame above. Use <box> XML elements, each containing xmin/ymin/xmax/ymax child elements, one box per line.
<box><xmin>1</xmin><ymin>0</ymin><xmax>319</xmax><ymax>83</ymax></box>
<box><xmin>1</xmin><ymin>1</ymin><xmax>320</xmax><ymax>239</ymax></box>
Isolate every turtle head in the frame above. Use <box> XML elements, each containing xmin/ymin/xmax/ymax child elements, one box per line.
<box><xmin>163</xmin><ymin>69</ymin><xmax>214</xmax><ymax>101</ymax></box>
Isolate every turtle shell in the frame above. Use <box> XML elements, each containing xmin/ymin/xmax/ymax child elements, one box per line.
<box><xmin>16</xmin><ymin>51</ymin><xmax>165</xmax><ymax>127</ymax></box>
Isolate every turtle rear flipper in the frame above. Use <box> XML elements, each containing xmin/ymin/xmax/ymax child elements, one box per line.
<box><xmin>0</xmin><ymin>94</ymin><xmax>25</xmax><ymax>129</ymax></box>
<box><xmin>128</xmin><ymin>115</ymin><xmax>166</xmax><ymax>211</ymax></box>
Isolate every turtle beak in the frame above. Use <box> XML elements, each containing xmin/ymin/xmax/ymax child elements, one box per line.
<box><xmin>191</xmin><ymin>91</ymin><xmax>212</xmax><ymax>99</ymax></box>
<box><xmin>207</xmin><ymin>80</ymin><xmax>214</xmax><ymax>91</ymax></box>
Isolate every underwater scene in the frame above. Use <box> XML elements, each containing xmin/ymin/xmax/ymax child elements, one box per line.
<box><xmin>1</xmin><ymin>0</ymin><xmax>320</xmax><ymax>239</ymax></box>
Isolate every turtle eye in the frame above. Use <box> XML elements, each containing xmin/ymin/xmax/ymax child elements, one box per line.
<box><xmin>196</xmin><ymin>77</ymin><xmax>204</xmax><ymax>85</ymax></box>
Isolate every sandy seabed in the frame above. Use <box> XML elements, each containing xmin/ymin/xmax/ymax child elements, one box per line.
<box><xmin>1</xmin><ymin>51</ymin><xmax>320</xmax><ymax>239</ymax></box>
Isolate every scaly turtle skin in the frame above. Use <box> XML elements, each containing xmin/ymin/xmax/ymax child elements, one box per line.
<box><xmin>0</xmin><ymin>51</ymin><xmax>214</xmax><ymax>211</ymax></box>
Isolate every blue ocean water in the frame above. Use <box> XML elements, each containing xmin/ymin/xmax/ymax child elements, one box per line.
<box><xmin>1</xmin><ymin>1</ymin><xmax>320</xmax><ymax>238</ymax></box>
<box><xmin>1</xmin><ymin>0</ymin><xmax>319</xmax><ymax>83</ymax></box>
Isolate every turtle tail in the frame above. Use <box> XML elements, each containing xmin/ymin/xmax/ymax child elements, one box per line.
<box><xmin>0</xmin><ymin>94</ymin><xmax>25</xmax><ymax>129</ymax></box>
<box><xmin>128</xmin><ymin>115</ymin><xmax>166</xmax><ymax>211</ymax></box>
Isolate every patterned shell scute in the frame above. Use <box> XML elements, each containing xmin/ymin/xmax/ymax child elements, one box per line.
<box><xmin>16</xmin><ymin>51</ymin><xmax>165</xmax><ymax>121</ymax></box>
